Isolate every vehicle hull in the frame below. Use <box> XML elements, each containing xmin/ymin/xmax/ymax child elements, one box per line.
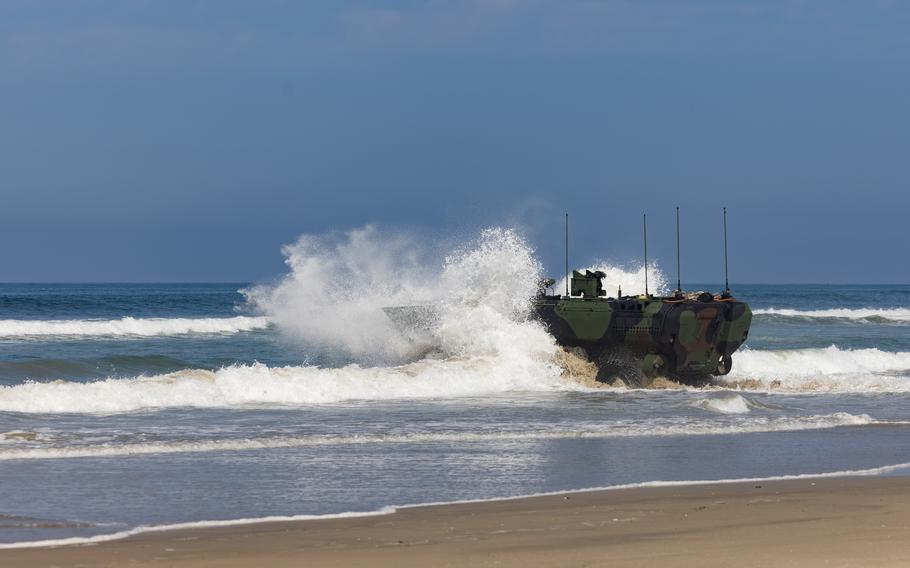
<box><xmin>533</xmin><ymin>295</ymin><xmax>752</xmax><ymax>383</ymax></box>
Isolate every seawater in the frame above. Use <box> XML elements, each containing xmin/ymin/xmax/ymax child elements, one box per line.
<box><xmin>2</xmin><ymin>228</ymin><xmax>910</xmax><ymax>545</ymax></box>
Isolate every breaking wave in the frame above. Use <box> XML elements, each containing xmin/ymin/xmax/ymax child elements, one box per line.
<box><xmin>753</xmin><ymin>307</ymin><xmax>910</xmax><ymax>323</ymax></box>
<box><xmin>0</xmin><ymin>413</ymin><xmax>878</xmax><ymax>459</ymax></box>
<box><xmin>0</xmin><ymin>227</ymin><xmax>683</xmax><ymax>413</ymax></box>
<box><xmin>723</xmin><ymin>346</ymin><xmax>910</xmax><ymax>392</ymax></box>
<box><xmin>243</xmin><ymin>226</ymin><xmax>555</xmax><ymax>362</ymax></box>
<box><xmin>0</xmin><ymin>316</ymin><xmax>270</xmax><ymax>339</ymax></box>
<box><xmin>0</xmin><ymin>360</ymin><xmax>570</xmax><ymax>414</ymax></box>
<box><xmin>6</xmin><ymin>345</ymin><xmax>910</xmax><ymax>413</ymax></box>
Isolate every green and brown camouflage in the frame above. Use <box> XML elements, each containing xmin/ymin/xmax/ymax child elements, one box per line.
<box><xmin>533</xmin><ymin>270</ymin><xmax>752</xmax><ymax>384</ymax></box>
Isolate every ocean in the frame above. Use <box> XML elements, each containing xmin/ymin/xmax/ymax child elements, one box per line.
<box><xmin>2</xmin><ymin>228</ymin><xmax>910</xmax><ymax>547</ymax></box>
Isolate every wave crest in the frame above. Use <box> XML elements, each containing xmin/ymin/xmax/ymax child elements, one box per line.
<box><xmin>6</xmin><ymin>345</ymin><xmax>910</xmax><ymax>413</ymax></box>
<box><xmin>0</xmin><ymin>316</ymin><xmax>270</xmax><ymax>338</ymax></box>
<box><xmin>0</xmin><ymin>358</ymin><xmax>572</xmax><ymax>414</ymax></box>
<box><xmin>753</xmin><ymin>307</ymin><xmax>910</xmax><ymax>323</ymax></box>
<box><xmin>724</xmin><ymin>346</ymin><xmax>910</xmax><ymax>392</ymax></box>
<box><xmin>243</xmin><ymin>226</ymin><xmax>551</xmax><ymax>362</ymax></box>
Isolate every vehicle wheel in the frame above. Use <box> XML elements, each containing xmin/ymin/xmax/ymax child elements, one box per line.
<box><xmin>715</xmin><ymin>354</ymin><xmax>733</xmax><ymax>376</ymax></box>
<box><xmin>596</xmin><ymin>348</ymin><xmax>644</xmax><ymax>387</ymax></box>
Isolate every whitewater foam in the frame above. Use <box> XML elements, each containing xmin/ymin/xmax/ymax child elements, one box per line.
<box><xmin>0</xmin><ymin>413</ymin><xmax>878</xmax><ymax>459</ymax></box>
<box><xmin>7</xmin><ymin>345</ymin><xmax>910</xmax><ymax>414</ymax></box>
<box><xmin>753</xmin><ymin>307</ymin><xmax>910</xmax><ymax>323</ymax></box>
<box><xmin>724</xmin><ymin>346</ymin><xmax>910</xmax><ymax>392</ymax></box>
<box><xmin>0</xmin><ymin>356</ymin><xmax>572</xmax><ymax>413</ymax></box>
<box><xmin>0</xmin><ymin>316</ymin><xmax>270</xmax><ymax>338</ymax></box>
<box><xmin>244</xmin><ymin>227</ymin><xmax>560</xmax><ymax>371</ymax></box>
<box><xmin>0</xmin><ymin>508</ymin><xmax>398</xmax><ymax>550</ymax></box>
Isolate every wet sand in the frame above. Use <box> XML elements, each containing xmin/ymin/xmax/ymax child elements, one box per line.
<box><xmin>5</xmin><ymin>476</ymin><xmax>910</xmax><ymax>567</ymax></box>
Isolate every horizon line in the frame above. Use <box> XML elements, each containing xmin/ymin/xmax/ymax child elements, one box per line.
<box><xmin>0</xmin><ymin>281</ymin><xmax>908</xmax><ymax>287</ymax></box>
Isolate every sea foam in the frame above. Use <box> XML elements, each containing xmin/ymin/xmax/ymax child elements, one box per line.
<box><xmin>753</xmin><ymin>307</ymin><xmax>910</xmax><ymax>323</ymax></box>
<box><xmin>723</xmin><ymin>346</ymin><xmax>910</xmax><ymax>392</ymax></box>
<box><xmin>0</xmin><ymin>358</ymin><xmax>569</xmax><ymax>414</ymax></box>
<box><xmin>0</xmin><ymin>316</ymin><xmax>270</xmax><ymax>338</ymax></box>
<box><xmin>243</xmin><ymin>226</ymin><xmax>555</xmax><ymax>362</ymax></box>
<box><xmin>4</xmin><ymin>345</ymin><xmax>910</xmax><ymax>413</ymax></box>
<box><xmin>0</xmin><ymin>413</ymin><xmax>877</xmax><ymax>459</ymax></box>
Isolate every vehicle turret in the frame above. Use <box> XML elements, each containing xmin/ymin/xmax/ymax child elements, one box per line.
<box><xmin>571</xmin><ymin>270</ymin><xmax>606</xmax><ymax>297</ymax></box>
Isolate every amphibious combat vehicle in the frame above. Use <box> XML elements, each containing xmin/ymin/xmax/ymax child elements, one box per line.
<box><xmin>531</xmin><ymin>208</ymin><xmax>751</xmax><ymax>384</ymax></box>
<box><xmin>533</xmin><ymin>270</ymin><xmax>751</xmax><ymax>384</ymax></box>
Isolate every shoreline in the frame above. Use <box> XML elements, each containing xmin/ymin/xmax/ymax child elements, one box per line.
<box><xmin>5</xmin><ymin>462</ymin><xmax>910</xmax><ymax>550</ymax></box>
<box><xmin>5</xmin><ymin>475</ymin><xmax>910</xmax><ymax>567</ymax></box>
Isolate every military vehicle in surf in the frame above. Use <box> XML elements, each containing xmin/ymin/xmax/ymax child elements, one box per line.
<box><xmin>533</xmin><ymin>270</ymin><xmax>751</xmax><ymax>385</ymax></box>
<box><xmin>385</xmin><ymin>209</ymin><xmax>752</xmax><ymax>386</ymax></box>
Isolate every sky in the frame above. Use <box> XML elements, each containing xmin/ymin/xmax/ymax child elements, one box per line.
<box><xmin>2</xmin><ymin>0</ymin><xmax>909</xmax><ymax>284</ymax></box>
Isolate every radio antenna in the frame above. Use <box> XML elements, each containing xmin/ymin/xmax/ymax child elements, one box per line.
<box><xmin>676</xmin><ymin>206</ymin><xmax>682</xmax><ymax>294</ymax></box>
<box><xmin>723</xmin><ymin>207</ymin><xmax>730</xmax><ymax>296</ymax></box>
<box><xmin>643</xmin><ymin>213</ymin><xmax>649</xmax><ymax>296</ymax></box>
<box><xmin>565</xmin><ymin>213</ymin><xmax>569</xmax><ymax>297</ymax></box>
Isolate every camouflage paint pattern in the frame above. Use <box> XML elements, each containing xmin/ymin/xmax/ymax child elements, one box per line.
<box><xmin>534</xmin><ymin>272</ymin><xmax>752</xmax><ymax>382</ymax></box>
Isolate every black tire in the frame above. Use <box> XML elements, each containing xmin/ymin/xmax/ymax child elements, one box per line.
<box><xmin>715</xmin><ymin>354</ymin><xmax>733</xmax><ymax>376</ymax></box>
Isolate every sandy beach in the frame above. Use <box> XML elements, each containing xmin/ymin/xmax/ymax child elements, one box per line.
<box><xmin>5</xmin><ymin>476</ymin><xmax>910</xmax><ymax>567</ymax></box>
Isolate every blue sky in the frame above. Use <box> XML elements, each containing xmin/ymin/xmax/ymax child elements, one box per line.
<box><xmin>2</xmin><ymin>1</ymin><xmax>909</xmax><ymax>283</ymax></box>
